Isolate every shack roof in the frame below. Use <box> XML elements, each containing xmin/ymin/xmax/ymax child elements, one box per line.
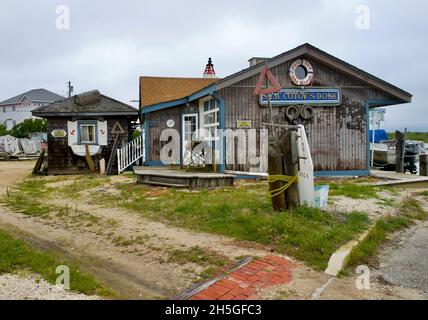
<box><xmin>140</xmin><ymin>77</ymin><xmax>218</xmax><ymax>107</ymax></box>
<box><xmin>32</xmin><ymin>90</ymin><xmax>138</xmax><ymax>117</ymax></box>
<box><xmin>140</xmin><ymin>43</ymin><xmax>412</xmax><ymax>111</ymax></box>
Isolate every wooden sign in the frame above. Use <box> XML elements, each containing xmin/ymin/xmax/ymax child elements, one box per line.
<box><xmin>237</xmin><ymin>120</ymin><xmax>252</xmax><ymax>129</ymax></box>
<box><xmin>111</xmin><ymin>121</ymin><xmax>125</xmax><ymax>134</ymax></box>
<box><xmin>51</xmin><ymin>129</ymin><xmax>67</xmax><ymax>138</ymax></box>
<box><xmin>259</xmin><ymin>88</ymin><xmax>341</xmax><ymax>107</ymax></box>
<box><xmin>254</xmin><ymin>65</ymin><xmax>281</xmax><ymax>96</ymax></box>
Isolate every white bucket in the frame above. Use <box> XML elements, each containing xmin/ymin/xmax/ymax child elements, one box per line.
<box><xmin>314</xmin><ymin>185</ymin><xmax>330</xmax><ymax>209</ymax></box>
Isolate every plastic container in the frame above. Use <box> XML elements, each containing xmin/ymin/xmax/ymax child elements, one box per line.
<box><xmin>314</xmin><ymin>185</ymin><xmax>330</xmax><ymax>209</ymax></box>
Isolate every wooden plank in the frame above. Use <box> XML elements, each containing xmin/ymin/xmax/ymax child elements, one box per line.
<box><xmin>85</xmin><ymin>145</ymin><xmax>95</xmax><ymax>173</ymax></box>
<box><xmin>32</xmin><ymin>150</ymin><xmax>46</xmax><ymax>175</ymax></box>
<box><xmin>106</xmin><ymin>134</ymin><xmax>120</xmax><ymax>175</ymax></box>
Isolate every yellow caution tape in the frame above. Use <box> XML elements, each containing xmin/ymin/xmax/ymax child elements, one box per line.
<box><xmin>267</xmin><ymin>175</ymin><xmax>299</xmax><ymax>198</ymax></box>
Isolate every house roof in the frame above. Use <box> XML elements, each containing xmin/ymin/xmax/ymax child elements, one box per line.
<box><xmin>0</xmin><ymin>88</ymin><xmax>65</xmax><ymax>105</ymax></box>
<box><xmin>141</xmin><ymin>43</ymin><xmax>412</xmax><ymax>113</ymax></box>
<box><xmin>32</xmin><ymin>90</ymin><xmax>138</xmax><ymax>117</ymax></box>
<box><xmin>216</xmin><ymin>43</ymin><xmax>412</xmax><ymax>104</ymax></box>
<box><xmin>140</xmin><ymin>77</ymin><xmax>218</xmax><ymax>107</ymax></box>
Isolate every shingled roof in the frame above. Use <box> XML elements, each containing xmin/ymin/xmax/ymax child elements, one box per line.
<box><xmin>140</xmin><ymin>77</ymin><xmax>218</xmax><ymax>107</ymax></box>
<box><xmin>0</xmin><ymin>88</ymin><xmax>65</xmax><ymax>105</ymax></box>
<box><xmin>32</xmin><ymin>90</ymin><xmax>138</xmax><ymax>117</ymax></box>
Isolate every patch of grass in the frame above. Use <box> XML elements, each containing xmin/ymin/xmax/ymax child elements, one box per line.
<box><xmin>56</xmin><ymin>176</ymin><xmax>108</xmax><ymax>199</ymax></box>
<box><xmin>328</xmin><ymin>182</ymin><xmax>380</xmax><ymax>199</ymax></box>
<box><xmin>0</xmin><ymin>229</ymin><xmax>111</xmax><ymax>296</ymax></box>
<box><xmin>167</xmin><ymin>246</ymin><xmax>230</xmax><ymax>268</ymax></box>
<box><xmin>388</xmin><ymin>132</ymin><xmax>428</xmax><ymax>143</ymax></box>
<box><xmin>93</xmin><ymin>183</ymin><xmax>370</xmax><ymax>271</ymax></box>
<box><xmin>420</xmin><ymin>191</ymin><xmax>428</xmax><ymax>198</ymax></box>
<box><xmin>376</xmin><ymin>198</ymin><xmax>396</xmax><ymax>207</ymax></box>
<box><xmin>347</xmin><ymin>198</ymin><xmax>428</xmax><ymax>268</ymax></box>
<box><xmin>1</xmin><ymin>178</ymin><xmax>58</xmax><ymax>217</ymax></box>
<box><xmin>2</xmin><ymin>193</ymin><xmax>51</xmax><ymax>217</ymax></box>
<box><xmin>112</xmin><ymin>235</ymin><xmax>147</xmax><ymax>247</ymax></box>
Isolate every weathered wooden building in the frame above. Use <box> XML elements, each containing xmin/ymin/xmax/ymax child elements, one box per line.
<box><xmin>140</xmin><ymin>43</ymin><xmax>412</xmax><ymax>176</ymax></box>
<box><xmin>32</xmin><ymin>90</ymin><xmax>138</xmax><ymax>175</ymax></box>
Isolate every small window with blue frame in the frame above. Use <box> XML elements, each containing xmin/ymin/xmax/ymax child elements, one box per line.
<box><xmin>78</xmin><ymin>121</ymin><xmax>98</xmax><ymax>145</ymax></box>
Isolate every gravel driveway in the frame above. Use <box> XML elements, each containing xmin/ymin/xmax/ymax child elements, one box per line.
<box><xmin>0</xmin><ymin>274</ymin><xmax>99</xmax><ymax>300</ymax></box>
<box><xmin>379</xmin><ymin>220</ymin><xmax>428</xmax><ymax>293</ymax></box>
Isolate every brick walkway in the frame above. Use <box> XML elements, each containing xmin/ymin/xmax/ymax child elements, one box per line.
<box><xmin>190</xmin><ymin>255</ymin><xmax>296</xmax><ymax>300</ymax></box>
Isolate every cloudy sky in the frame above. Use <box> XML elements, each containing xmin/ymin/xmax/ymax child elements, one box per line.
<box><xmin>0</xmin><ymin>0</ymin><xmax>426</xmax><ymax>131</ymax></box>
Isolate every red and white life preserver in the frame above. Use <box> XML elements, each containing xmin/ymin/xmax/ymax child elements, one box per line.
<box><xmin>289</xmin><ymin>59</ymin><xmax>314</xmax><ymax>86</ymax></box>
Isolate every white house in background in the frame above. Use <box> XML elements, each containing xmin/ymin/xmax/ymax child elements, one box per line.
<box><xmin>0</xmin><ymin>89</ymin><xmax>65</xmax><ymax>129</ymax></box>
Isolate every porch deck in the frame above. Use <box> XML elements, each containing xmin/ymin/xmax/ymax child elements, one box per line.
<box><xmin>133</xmin><ymin>167</ymin><xmax>235</xmax><ymax>189</ymax></box>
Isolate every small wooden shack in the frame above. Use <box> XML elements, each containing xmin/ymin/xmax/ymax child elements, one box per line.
<box><xmin>139</xmin><ymin>43</ymin><xmax>412</xmax><ymax>177</ymax></box>
<box><xmin>32</xmin><ymin>90</ymin><xmax>138</xmax><ymax>175</ymax></box>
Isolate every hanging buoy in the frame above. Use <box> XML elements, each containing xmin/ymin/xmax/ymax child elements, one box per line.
<box><xmin>285</xmin><ymin>106</ymin><xmax>300</xmax><ymax>121</ymax></box>
<box><xmin>300</xmin><ymin>105</ymin><xmax>314</xmax><ymax>120</ymax></box>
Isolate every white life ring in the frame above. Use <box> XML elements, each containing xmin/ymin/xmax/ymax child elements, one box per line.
<box><xmin>289</xmin><ymin>59</ymin><xmax>314</xmax><ymax>86</ymax></box>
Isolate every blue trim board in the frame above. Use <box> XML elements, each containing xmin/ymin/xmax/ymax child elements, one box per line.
<box><xmin>219</xmin><ymin>98</ymin><xmax>226</xmax><ymax>173</ymax></box>
<box><xmin>141</xmin><ymin>98</ymin><xmax>187</xmax><ymax>114</ymax></box>
<box><xmin>144</xmin><ymin>119</ymin><xmax>149</xmax><ymax>165</ymax></box>
<box><xmin>145</xmin><ymin>161</ymin><xmax>165</xmax><ymax>166</ymax></box>
<box><xmin>315</xmin><ymin>170</ymin><xmax>370</xmax><ymax>177</ymax></box>
<box><xmin>188</xmin><ymin>85</ymin><xmax>216</xmax><ymax>102</ymax></box>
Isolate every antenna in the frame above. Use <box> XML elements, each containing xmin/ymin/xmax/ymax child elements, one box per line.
<box><xmin>67</xmin><ymin>81</ymin><xmax>74</xmax><ymax>98</ymax></box>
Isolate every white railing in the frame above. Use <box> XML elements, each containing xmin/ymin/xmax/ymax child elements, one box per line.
<box><xmin>117</xmin><ymin>133</ymin><xmax>145</xmax><ymax>174</ymax></box>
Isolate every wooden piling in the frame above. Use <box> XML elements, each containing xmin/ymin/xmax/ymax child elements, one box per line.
<box><xmin>420</xmin><ymin>154</ymin><xmax>428</xmax><ymax>176</ymax></box>
<box><xmin>281</xmin><ymin>131</ymin><xmax>299</xmax><ymax>209</ymax></box>
<box><xmin>396</xmin><ymin>130</ymin><xmax>405</xmax><ymax>173</ymax></box>
<box><xmin>268</xmin><ymin>137</ymin><xmax>286</xmax><ymax>212</ymax></box>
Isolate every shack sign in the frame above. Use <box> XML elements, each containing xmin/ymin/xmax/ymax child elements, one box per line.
<box><xmin>51</xmin><ymin>129</ymin><xmax>67</xmax><ymax>138</ymax></box>
<box><xmin>259</xmin><ymin>88</ymin><xmax>341</xmax><ymax>107</ymax></box>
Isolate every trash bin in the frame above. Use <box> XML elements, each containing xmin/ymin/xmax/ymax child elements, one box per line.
<box><xmin>314</xmin><ymin>185</ymin><xmax>330</xmax><ymax>209</ymax></box>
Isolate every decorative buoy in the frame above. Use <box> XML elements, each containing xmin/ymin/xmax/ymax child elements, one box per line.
<box><xmin>289</xmin><ymin>59</ymin><xmax>314</xmax><ymax>86</ymax></box>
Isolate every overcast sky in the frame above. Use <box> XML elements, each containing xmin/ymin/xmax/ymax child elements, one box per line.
<box><xmin>0</xmin><ymin>0</ymin><xmax>426</xmax><ymax>131</ymax></box>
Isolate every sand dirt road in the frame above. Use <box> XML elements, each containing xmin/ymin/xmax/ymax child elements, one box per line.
<box><xmin>0</xmin><ymin>161</ymin><xmax>426</xmax><ymax>300</ymax></box>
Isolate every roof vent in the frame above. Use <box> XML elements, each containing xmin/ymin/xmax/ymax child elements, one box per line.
<box><xmin>248</xmin><ymin>57</ymin><xmax>269</xmax><ymax>67</ymax></box>
<box><xmin>74</xmin><ymin>90</ymin><xmax>101</xmax><ymax>106</ymax></box>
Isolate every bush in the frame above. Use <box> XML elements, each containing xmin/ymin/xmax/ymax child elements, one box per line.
<box><xmin>131</xmin><ymin>130</ymin><xmax>142</xmax><ymax>140</ymax></box>
<box><xmin>0</xmin><ymin>124</ymin><xmax>7</xmax><ymax>136</ymax></box>
<box><xmin>8</xmin><ymin>119</ymin><xmax>47</xmax><ymax>138</ymax></box>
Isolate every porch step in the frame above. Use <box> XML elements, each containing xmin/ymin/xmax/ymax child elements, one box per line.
<box><xmin>137</xmin><ymin>180</ymin><xmax>190</xmax><ymax>188</ymax></box>
<box><xmin>134</xmin><ymin>167</ymin><xmax>235</xmax><ymax>189</ymax></box>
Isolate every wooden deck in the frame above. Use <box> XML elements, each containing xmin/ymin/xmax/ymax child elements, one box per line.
<box><xmin>133</xmin><ymin>167</ymin><xmax>235</xmax><ymax>189</ymax></box>
<box><xmin>370</xmin><ymin>170</ymin><xmax>428</xmax><ymax>187</ymax></box>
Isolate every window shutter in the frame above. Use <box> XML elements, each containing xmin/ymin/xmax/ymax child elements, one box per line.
<box><xmin>67</xmin><ymin>121</ymin><xmax>78</xmax><ymax>146</ymax></box>
<box><xmin>98</xmin><ymin>121</ymin><xmax>108</xmax><ymax>146</ymax></box>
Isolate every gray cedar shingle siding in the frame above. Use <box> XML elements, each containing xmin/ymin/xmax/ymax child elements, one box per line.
<box><xmin>0</xmin><ymin>89</ymin><xmax>65</xmax><ymax>105</ymax></box>
<box><xmin>35</xmin><ymin>91</ymin><xmax>138</xmax><ymax>175</ymax></box>
<box><xmin>47</xmin><ymin>117</ymin><xmax>130</xmax><ymax>174</ymax></box>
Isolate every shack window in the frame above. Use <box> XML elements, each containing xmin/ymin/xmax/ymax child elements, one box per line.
<box><xmin>79</xmin><ymin>123</ymin><xmax>97</xmax><ymax>144</ymax></box>
<box><xmin>199</xmin><ymin>97</ymin><xmax>220</xmax><ymax>163</ymax></box>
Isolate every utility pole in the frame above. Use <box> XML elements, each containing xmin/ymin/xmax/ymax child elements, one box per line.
<box><xmin>67</xmin><ymin>81</ymin><xmax>74</xmax><ymax>98</ymax></box>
